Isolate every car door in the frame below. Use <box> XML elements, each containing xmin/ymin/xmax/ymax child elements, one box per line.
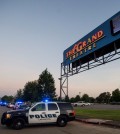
<box><xmin>28</xmin><ymin>103</ymin><xmax>48</xmax><ymax>124</ymax></box>
<box><xmin>46</xmin><ymin>102</ymin><xmax>60</xmax><ymax>123</ymax></box>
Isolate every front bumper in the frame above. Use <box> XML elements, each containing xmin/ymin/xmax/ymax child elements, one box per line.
<box><xmin>1</xmin><ymin>113</ymin><xmax>12</xmax><ymax>125</ymax></box>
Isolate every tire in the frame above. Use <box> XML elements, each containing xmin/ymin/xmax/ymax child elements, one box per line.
<box><xmin>57</xmin><ymin>116</ymin><xmax>67</xmax><ymax>127</ymax></box>
<box><xmin>12</xmin><ymin>118</ymin><xmax>25</xmax><ymax>130</ymax></box>
<box><xmin>81</xmin><ymin>104</ymin><xmax>85</xmax><ymax>107</ymax></box>
<box><xmin>74</xmin><ymin>104</ymin><xmax>77</xmax><ymax>107</ymax></box>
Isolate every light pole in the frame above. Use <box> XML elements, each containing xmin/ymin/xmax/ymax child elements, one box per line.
<box><xmin>58</xmin><ymin>77</ymin><xmax>62</xmax><ymax>101</ymax></box>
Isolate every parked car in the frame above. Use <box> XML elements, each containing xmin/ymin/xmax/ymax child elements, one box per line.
<box><xmin>0</xmin><ymin>102</ymin><xmax>7</xmax><ymax>106</ymax></box>
<box><xmin>0</xmin><ymin>101</ymin><xmax>2</xmax><ymax>105</ymax></box>
<box><xmin>73</xmin><ymin>101</ymin><xmax>91</xmax><ymax>107</ymax></box>
<box><xmin>7</xmin><ymin>103</ymin><xmax>15</xmax><ymax>108</ymax></box>
<box><xmin>13</xmin><ymin>102</ymin><xmax>24</xmax><ymax>110</ymax></box>
<box><xmin>17</xmin><ymin>104</ymin><xmax>30</xmax><ymax>110</ymax></box>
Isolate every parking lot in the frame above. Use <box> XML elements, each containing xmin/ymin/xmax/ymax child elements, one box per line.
<box><xmin>0</xmin><ymin>105</ymin><xmax>120</xmax><ymax>134</ymax></box>
<box><xmin>76</xmin><ymin>104</ymin><xmax>120</xmax><ymax>110</ymax></box>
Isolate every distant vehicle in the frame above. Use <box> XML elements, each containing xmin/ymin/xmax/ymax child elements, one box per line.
<box><xmin>17</xmin><ymin>104</ymin><xmax>30</xmax><ymax>110</ymax></box>
<box><xmin>13</xmin><ymin>102</ymin><xmax>24</xmax><ymax>110</ymax></box>
<box><xmin>0</xmin><ymin>102</ymin><xmax>7</xmax><ymax>106</ymax></box>
<box><xmin>0</xmin><ymin>101</ymin><xmax>2</xmax><ymax>105</ymax></box>
<box><xmin>7</xmin><ymin>103</ymin><xmax>15</xmax><ymax>108</ymax></box>
<box><xmin>73</xmin><ymin>101</ymin><xmax>91</xmax><ymax>107</ymax></box>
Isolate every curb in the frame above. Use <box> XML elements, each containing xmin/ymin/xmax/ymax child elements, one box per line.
<box><xmin>75</xmin><ymin>118</ymin><xmax>120</xmax><ymax>128</ymax></box>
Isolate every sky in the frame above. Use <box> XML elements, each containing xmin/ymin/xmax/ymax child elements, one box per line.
<box><xmin>0</xmin><ymin>0</ymin><xmax>120</xmax><ymax>98</ymax></box>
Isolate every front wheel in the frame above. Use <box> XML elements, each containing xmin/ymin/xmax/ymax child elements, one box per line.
<box><xmin>57</xmin><ymin>116</ymin><xmax>67</xmax><ymax>127</ymax></box>
<box><xmin>12</xmin><ymin>118</ymin><xmax>25</xmax><ymax>130</ymax></box>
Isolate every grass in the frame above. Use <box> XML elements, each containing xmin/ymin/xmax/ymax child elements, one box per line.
<box><xmin>75</xmin><ymin>108</ymin><xmax>120</xmax><ymax>121</ymax></box>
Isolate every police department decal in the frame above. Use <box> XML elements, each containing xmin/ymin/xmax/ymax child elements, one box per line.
<box><xmin>29</xmin><ymin>114</ymin><xmax>57</xmax><ymax>120</ymax></box>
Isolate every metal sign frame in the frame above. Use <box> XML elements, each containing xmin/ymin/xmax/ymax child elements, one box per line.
<box><xmin>59</xmin><ymin>41</ymin><xmax>120</xmax><ymax>100</ymax></box>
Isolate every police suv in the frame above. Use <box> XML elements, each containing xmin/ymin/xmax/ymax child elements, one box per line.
<box><xmin>1</xmin><ymin>102</ymin><xmax>75</xmax><ymax>130</ymax></box>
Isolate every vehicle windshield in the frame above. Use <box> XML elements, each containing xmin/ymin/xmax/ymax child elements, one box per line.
<box><xmin>19</xmin><ymin>104</ymin><xmax>30</xmax><ymax>109</ymax></box>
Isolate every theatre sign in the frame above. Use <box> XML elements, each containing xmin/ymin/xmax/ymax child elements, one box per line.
<box><xmin>63</xmin><ymin>11</ymin><xmax>120</xmax><ymax>67</ymax></box>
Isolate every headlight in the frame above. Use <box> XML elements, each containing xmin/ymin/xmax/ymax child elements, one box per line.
<box><xmin>6</xmin><ymin>114</ymin><xmax>11</xmax><ymax>119</ymax></box>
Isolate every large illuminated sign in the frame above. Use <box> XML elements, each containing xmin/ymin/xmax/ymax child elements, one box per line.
<box><xmin>63</xmin><ymin>11</ymin><xmax>120</xmax><ymax>66</ymax></box>
<box><xmin>66</xmin><ymin>30</ymin><xmax>105</xmax><ymax>61</ymax></box>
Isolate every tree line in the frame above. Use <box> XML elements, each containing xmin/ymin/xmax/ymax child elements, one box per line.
<box><xmin>0</xmin><ymin>69</ymin><xmax>120</xmax><ymax>103</ymax></box>
<box><xmin>66</xmin><ymin>89</ymin><xmax>120</xmax><ymax>103</ymax></box>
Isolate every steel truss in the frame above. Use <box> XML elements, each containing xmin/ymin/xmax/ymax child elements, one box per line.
<box><xmin>59</xmin><ymin>42</ymin><xmax>120</xmax><ymax>100</ymax></box>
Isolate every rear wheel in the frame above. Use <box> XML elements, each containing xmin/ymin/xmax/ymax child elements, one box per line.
<box><xmin>12</xmin><ymin>118</ymin><xmax>25</xmax><ymax>130</ymax></box>
<box><xmin>74</xmin><ymin>104</ymin><xmax>77</xmax><ymax>107</ymax></box>
<box><xmin>57</xmin><ymin>116</ymin><xmax>67</xmax><ymax>127</ymax></box>
<box><xmin>81</xmin><ymin>104</ymin><xmax>85</xmax><ymax>107</ymax></box>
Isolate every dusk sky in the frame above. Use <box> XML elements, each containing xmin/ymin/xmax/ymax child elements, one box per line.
<box><xmin>0</xmin><ymin>0</ymin><xmax>120</xmax><ymax>98</ymax></box>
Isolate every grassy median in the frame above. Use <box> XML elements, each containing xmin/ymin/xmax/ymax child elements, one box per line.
<box><xmin>75</xmin><ymin>108</ymin><xmax>120</xmax><ymax>121</ymax></box>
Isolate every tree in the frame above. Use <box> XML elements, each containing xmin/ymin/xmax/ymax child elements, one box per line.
<box><xmin>89</xmin><ymin>97</ymin><xmax>95</xmax><ymax>103</ymax></box>
<box><xmin>104</xmin><ymin>92</ymin><xmax>111</xmax><ymax>103</ymax></box>
<box><xmin>81</xmin><ymin>94</ymin><xmax>90</xmax><ymax>102</ymax></box>
<box><xmin>70</xmin><ymin>97</ymin><xmax>75</xmax><ymax>103</ymax></box>
<box><xmin>38</xmin><ymin>69</ymin><xmax>56</xmax><ymax>101</ymax></box>
<box><xmin>74</xmin><ymin>95</ymin><xmax>81</xmax><ymax>102</ymax></box>
<box><xmin>64</xmin><ymin>95</ymin><xmax>69</xmax><ymax>102</ymax></box>
<box><xmin>15</xmin><ymin>89</ymin><xmax>23</xmax><ymax>101</ymax></box>
<box><xmin>1</xmin><ymin>95</ymin><xmax>14</xmax><ymax>102</ymax></box>
<box><xmin>96</xmin><ymin>92</ymin><xmax>111</xmax><ymax>103</ymax></box>
<box><xmin>111</xmin><ymin>89</ymin><xmax>120</xmax><ymax>102</ymax></box>
<box><xmin>23</xmin><ymin>81</ymin><xmax>38</xmax><ymax>102</ymax></box>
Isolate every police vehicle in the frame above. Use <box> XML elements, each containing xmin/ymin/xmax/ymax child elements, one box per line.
<box><xmin>1</xmin><ymin>102</ymin><xmax>75</xmax><ymax>130</ymax></box>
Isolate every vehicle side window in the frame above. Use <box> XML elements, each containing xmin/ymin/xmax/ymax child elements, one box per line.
<box><xmin>57</xmin><ymin>103</ymin><xmax>73</xmax><ymax>110</ymax></box>
<box><xmin>48</xmin><ymin>103</ymin><xmax>58</xmax><ymax>110</ymax></box>
<box><xmin>32</xmin><ymin>104</ymin><xmax>45</xmax><ymax>111</ymax></box>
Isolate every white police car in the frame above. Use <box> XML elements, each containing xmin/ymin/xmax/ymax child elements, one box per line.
<box><xmin>1</xmin><ymin>102</ymin><xmax>75</xmax><ymax>130</ymax></box>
